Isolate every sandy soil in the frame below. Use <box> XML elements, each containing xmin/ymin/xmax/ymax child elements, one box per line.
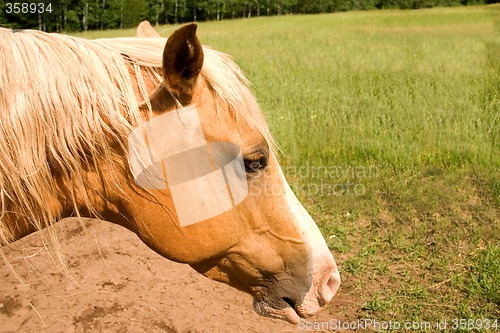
<box><xmin>0</xmin><ymin>218</ymin><xmax>352</xmax><ymax>333</ymax></box>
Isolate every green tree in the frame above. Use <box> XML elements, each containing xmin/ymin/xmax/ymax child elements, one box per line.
<box><xmin>0</xmin><ymin>0</ymin><xmax>8</xmax><ymax>26</ymax></box>
<box><xmin>0</xmin><ymin>0</ymin><xmax>492</xmax><ymax>32</ymax></box>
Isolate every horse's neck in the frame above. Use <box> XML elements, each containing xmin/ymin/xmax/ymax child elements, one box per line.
<box><xmin>1</xmin><ymin>168</ymin><xmax>134</xmax><ymax>245</ymax></box>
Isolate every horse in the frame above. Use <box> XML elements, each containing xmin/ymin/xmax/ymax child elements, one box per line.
<box><xmin>0</xmin><ymin>21</ymin><xmax>341</xmax><ymax>324</ymax></box>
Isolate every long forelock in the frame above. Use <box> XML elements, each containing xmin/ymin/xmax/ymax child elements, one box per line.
<box><xmin>201</xmin><ymin>48</ymin><xmax>277</xmax><ymax>155</ymax></box>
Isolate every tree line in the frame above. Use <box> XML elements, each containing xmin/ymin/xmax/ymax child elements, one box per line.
<box><xmin>0</xmin><ymin>0</ymin><xmax>496</xmax><ymax>32</ymax></box>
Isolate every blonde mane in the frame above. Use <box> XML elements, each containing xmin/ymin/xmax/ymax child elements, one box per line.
<box><xmin>0</xmin><ymin>28</ymin><xmax>275</xmax><ymax>246</ymax></box>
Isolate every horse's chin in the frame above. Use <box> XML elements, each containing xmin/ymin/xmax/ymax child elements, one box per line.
<box><xmin>252</xmin><ymin>299</ymin><xmax>301</xmax><ymax>324</ymax></box>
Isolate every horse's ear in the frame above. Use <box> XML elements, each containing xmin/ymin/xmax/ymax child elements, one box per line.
<box><xmin>137</xmin><ymin>21</ymin><xmax>160</xmax><ymax>38</ymax></box>
<box><xmin>162</xmin><ymin>23</ymin><xmax>204</xmax><ymax>99</ymax></box>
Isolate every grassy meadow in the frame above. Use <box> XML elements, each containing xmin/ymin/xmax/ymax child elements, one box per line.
<box><xmin>74</xmin><ymin>5</ymin><xmax>499</xmax><ymax>331</ymax></box>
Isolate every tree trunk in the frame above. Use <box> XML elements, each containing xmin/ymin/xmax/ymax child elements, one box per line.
<box><xmin>83</xmin><ymin>1</ymin><xmax>88</xmax><ymax>31</ymax></box>
<box><xmin>95</xmin><ymin>0</ymin><xmax>99</xmax><ymax>29</ymax></box>
<box><xmin>101</xmin><ymin>0</ymin><xmax>106</xmax><ymax>30</ymax></box>
<box><xmin>63</xmin><ymin>3</ymin><xmax>67</xmax><ymax>31</ymax></box>
<box><xmin>38</xmin><ymin>12</ymin><xmax>42</xmax><ymax>31</ymax></box>
<box><xmin>193</xmin><ymin>0</ymin><xmax>197</xmax><ymax>21</ymax></box>
<box><xmin>119</xmin><ymin>2</ymin><xmax>123</xmax><ymax>29</ymax></box>
<box><xmin>175</xmin><ymin>0</ymin><xmax>178</xmax><ymax>23</ymax></box>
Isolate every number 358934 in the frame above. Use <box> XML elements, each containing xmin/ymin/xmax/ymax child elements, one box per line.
<box><xmin>5</xmin><ymin>3</ymin><xmax>53</xmax><ymax>14</ymax></box>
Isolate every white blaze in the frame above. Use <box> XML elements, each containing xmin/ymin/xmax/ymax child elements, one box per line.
<box><xmin>280</xmin><ymin>167</ymin><xmax>341</xmax><ymax>312</ymax></box>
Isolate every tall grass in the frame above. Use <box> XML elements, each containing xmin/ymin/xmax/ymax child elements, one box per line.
<box><xmin>193</xmin><ymin>6</ymin><xmax>500</xmax><ymax>323</ymax></box>
<box><xmin>195</xmin><ymin>7</ymin><xmax>499</xmax><ymax>170</ymax></box>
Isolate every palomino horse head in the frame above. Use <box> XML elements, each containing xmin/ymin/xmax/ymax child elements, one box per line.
<box><xmin>0</xmin><ymin>22</ymin><xmax>340</xmax><ymax>323</ymax></box>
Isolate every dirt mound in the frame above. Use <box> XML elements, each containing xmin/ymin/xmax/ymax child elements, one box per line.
<box><xmin>0</xmin><ymin>218</ymin><xmax>344</xmax><ymax>333</ymax></box>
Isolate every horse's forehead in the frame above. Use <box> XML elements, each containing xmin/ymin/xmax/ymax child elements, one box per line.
<box><xmin>192</xmin><ymin>80</ymin><xmax>264</xmax><ymax>146</ymax></box>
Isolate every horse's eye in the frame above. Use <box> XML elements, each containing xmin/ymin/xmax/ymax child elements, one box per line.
<box><xmin>244</xmin><ymin>154</ymin><xmax>267</xmax><ymax>173</ymax></box>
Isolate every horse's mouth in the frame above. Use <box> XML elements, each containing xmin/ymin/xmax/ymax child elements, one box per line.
<box><xmin>252</xmin><ymin>298</ymin><xmax>303</xmax><ymax>324</ymax></box>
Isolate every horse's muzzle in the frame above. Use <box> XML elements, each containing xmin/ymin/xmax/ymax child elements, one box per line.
<box><xmin>252</xmin><ymin>257</ymin><xmax>341</xmax><ymax>324</ymax></box>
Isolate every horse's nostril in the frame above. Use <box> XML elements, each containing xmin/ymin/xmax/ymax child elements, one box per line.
<box><xmin>319</xmin><ymin>269</ymin><xmax>341</xmax><ymax>306</ymax></box>
<box><xmin>282</xmin><ymin>297</ymin><xmax>297</xmax><ymax>309</ymax></box>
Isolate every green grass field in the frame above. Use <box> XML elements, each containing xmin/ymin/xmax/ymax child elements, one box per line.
<box><xmin>75</xmin><ymin>5</ymin><xmax>499</xmax><ymax>331</ymax></box>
